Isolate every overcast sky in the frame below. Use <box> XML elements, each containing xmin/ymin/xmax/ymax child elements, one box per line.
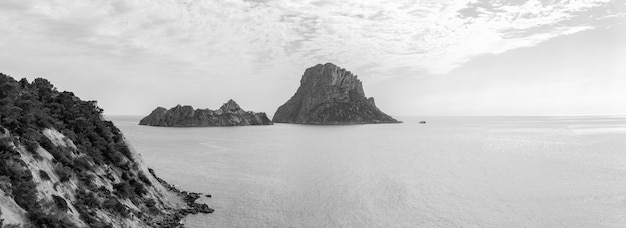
<box><xmin>1</xmin><ymin>0</ymin><xmax>625</xmax><ymax>116</ymax></box>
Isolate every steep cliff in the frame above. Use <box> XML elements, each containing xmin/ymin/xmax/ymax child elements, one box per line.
<box><xmin>0</xmin><ymin>73</ymin><xmax>212</xmax><ymax>227</ymax></box>
<box><xmin>272</xmin><ymin>63</ymin><xmax>401</xmax><ymax>124</ymax></box>
<box><xmin>139</xmin><ymin>100</ymin><xmax>272</xmax><ymax>127</ymax></box>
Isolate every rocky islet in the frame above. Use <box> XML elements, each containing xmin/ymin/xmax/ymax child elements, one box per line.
<box><xmin>272</xmin><ymin>63</ymin><xmax>401</xmax><ymax>124</ymax></box>
<box><xmin>139</xmin><ymin>99</ymin><xmax>272</xmax><ymax>127</ymax></box>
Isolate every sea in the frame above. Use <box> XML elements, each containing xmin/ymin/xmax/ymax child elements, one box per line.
<box><xmin>108</xmin><ymin>116</ymin><xmax>626</xmax><ymax>227</ymax></box>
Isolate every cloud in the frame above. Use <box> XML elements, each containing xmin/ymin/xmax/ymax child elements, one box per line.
<box><xmin>0</xmin><ymin>0</ymin><xmax>624</xmax><ymax>81</ymax></box>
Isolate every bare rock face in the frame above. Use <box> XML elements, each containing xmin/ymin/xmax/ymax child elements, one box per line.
<box><xmin>139</xmin><ymin>99</ymin><xmax>272</xmax><ymax>127</ymax></box>
<box><xmin>272</xmin><ymin>63</ymin><xmax>401</xmax><ymax>124</ymax></box>
<box><xmin>0</xmin><ymin>73</ymin><xmax>212</xmax><ymax>228</ymax></box>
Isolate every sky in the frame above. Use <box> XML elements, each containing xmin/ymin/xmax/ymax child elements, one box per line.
<box><xmin>0</xmin><ymin>0</ymin><xmax>625</xmax><ymax>116</ymax></box>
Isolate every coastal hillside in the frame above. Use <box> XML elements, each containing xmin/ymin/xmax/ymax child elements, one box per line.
<box><xmin>273</xmin><ymin>63</ymin><xmax>401</xmax><ymax>124</ymax></box>
<box><xmin>0</xmin><ymin>73</ymin><xmax>212</xmax><ymax>227</ymax></box>
<box><xmin>139</xmin><ymin>99</ymin><xmax>272</xmax><ymax>127</ymax></box>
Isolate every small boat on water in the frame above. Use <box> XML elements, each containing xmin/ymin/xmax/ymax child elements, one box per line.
<box><xmin>419</xmin><ymin>121</ymin><xmax>426</xmax><ymax>124</ymax></box>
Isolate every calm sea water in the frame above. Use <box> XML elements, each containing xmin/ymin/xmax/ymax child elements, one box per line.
<box><xmin>108</xmin><ymin>116</ymin><xmax>626</xmax><ymax>227</ymax></box>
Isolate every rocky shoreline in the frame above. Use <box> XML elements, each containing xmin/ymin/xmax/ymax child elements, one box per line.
<box><xmin>147</xmin><ymin>168</ymin><xmax>214</xmax><ymax>227</ymax></box>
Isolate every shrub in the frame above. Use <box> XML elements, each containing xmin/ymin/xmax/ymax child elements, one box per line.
<box><xmin>38</xmin><ymin>170</ymin><xmax>50</xmax><ymax>181</ymax></box>
<box><xmin>54</xmin><ymin>165</ymin><xmax>72</xmax><ymax>182</ymax></box>
<box><xmin>130</xmin><ymin>179</ymin><xmax>147</xmax><ymax>196</ymax></box>
<box><xmin>0</xmin><ymin>138</ymin><xmax>15</xmax><ymax>154</ymax></box>
<box><xmin>37</xmin><ymin>136</ymin><xmax>54</xmax><ymax>152</ymax></box>
<box><xmin>85</xmin><ymin>147</ymin><xmax>104</xmax><ymax>165</ymax></box>
<box><xmin>144</xmin><ymin>198</ymin><xmax>156</xmax><ymax>208</ymax></box>
<box><xmin>93</xmin><ymin>186</ymin><xmax>107</xmax><ymax>195</ymax></box>
<box><xmin>51</xmin><ymin>195</ymin><xmax>68</xmax><ymax>211</ymax></box>
<box><xmin>74</xmin><ymin>155</ymin><xmax>95</xmax><ymax>171</ymax></box>
<box><xmin>76</xmin><ymin>190</ymin><xmax>100</xmax><ymax>208</ymax></box>
<box><xmin>28</xmin><ymin>210</ymin><xmax>79</xmax><ymax>228</ymax></box>
<box><xmin>113</xmin><ymin>181</ymin><xmax>134</xmax><ymax>199</ymax></box>
<box><xmin>77</xmin><ymin>172</ymin><xmax>96</xmax><ymax>189</ymax></box>
<box><xmin>74</xmin><ymin>204</ymin><xmax>100</xmax><ymax>228</ymax></box>
<box><xmin>121</xmin><ymin>172</ymin><xmax>131</xmax><ymax>181</ymax></box>
<box><xmin>115</xmin><ymin>142</ymin><xmax>132</xmax><ymax>158</ymax></box>
<box><xmin>102</xmin><ymin>198</ymin><xmax>129</xmax><ymax>217</ymax></box>
<box><xmin>13</xmin><ymin>180</ymin><xmax>39</xmax><ymax>211</ymax></box>
<box><xmin>138</xmin><ymin>172</ymin><xmax>152</xmax><ymax>186</ymax></box>
<box><xmin>24</xmin><ymin>139</ymin><xmax>39</xmax><ymax>154</ymax></box>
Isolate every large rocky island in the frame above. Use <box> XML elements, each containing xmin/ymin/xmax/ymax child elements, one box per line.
<box><xmin>139</xmin><ymin>99</ymin><xmax>272</xmax><ymax>127</ymax></box>
<box><xmin>0</xmin><ymin>73</ymin><xmax>212</xmax><ymax>227</ymax></box>
<box><xmin>273</xmin><ymin>63</ymin><xmax>401</xmax><ymax>124</ymax></box>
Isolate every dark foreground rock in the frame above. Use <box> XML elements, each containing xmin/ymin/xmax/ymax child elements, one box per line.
<box><xmin>139</xmin><ymin>99</ymin><xmax>272</xmax><ymax>127</ymax></box>
<box><xmin>273</xmin><ymin>63</ymin><xmax>401</xmax><ymax>124</ymax></box>
<box><xmin>0</xmin><ymin>73</ymin><xmax>212</xmax><ymax>227</ymax></box>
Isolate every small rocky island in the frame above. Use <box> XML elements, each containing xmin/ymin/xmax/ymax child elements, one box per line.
<box><xmin>273</xmin><ymin>63</ymin><xmax>401</xmax><ymax>124</ymax></box>
<box><xmin>139</xmin><ymin>99</ymin><xmax>272</xmax><ymax>127</ymax></box>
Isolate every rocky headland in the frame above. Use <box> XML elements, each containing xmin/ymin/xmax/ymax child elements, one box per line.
<box><xmin>0</xmin><ymin>73</ymin><xmax>212</xmax><ymax>227</ymax></box>
<box><xmin>272</xmin><ymin>63</ymin><xmax>401</xmax><ymax>124</ymax></box>
<box><xmin>139</xmin><ymin>99</ymin><xmax>272</xmax><ymax>127</ymax></box>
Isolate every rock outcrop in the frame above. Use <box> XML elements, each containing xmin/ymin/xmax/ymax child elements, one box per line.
<box><xmin>139</xmin><ymin>100</ymin><xmax>272</xmax><ymax>127</ymax></box>
<box><xmin>0</xmin><ymin>73</ymin><xmax>212</xmax><ymax>227</ymax></box>
<box><xmin>272</xmin><ymin>63</ymin><xmax>401</xmax><ymax>124</ymax></box>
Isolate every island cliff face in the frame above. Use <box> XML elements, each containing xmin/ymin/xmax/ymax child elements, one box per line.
<box><xmin>0</xmin><ymin>73</ymin><xmax>212</xmax><ymax>227</ymax></box>
<box><xmin>272</xmin><ymin>63</ymin><xmax>401</xmax><ymax>124</ymax></box>
<box><xmin>139</xmin><ymin>100</ymin><xmax>272</xmax><ymax>127</ymax></box>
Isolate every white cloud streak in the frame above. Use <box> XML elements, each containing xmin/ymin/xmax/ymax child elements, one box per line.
<box><xmin>0</xmin><ymin>0</ymin><xmax>624</xmax><ymax>79</ymax></box>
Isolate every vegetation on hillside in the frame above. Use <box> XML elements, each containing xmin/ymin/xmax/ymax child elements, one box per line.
<box><xmin>0</xmin><ymin>73</ymin><xmax>173</xmax><ymax>227</ymax></box>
